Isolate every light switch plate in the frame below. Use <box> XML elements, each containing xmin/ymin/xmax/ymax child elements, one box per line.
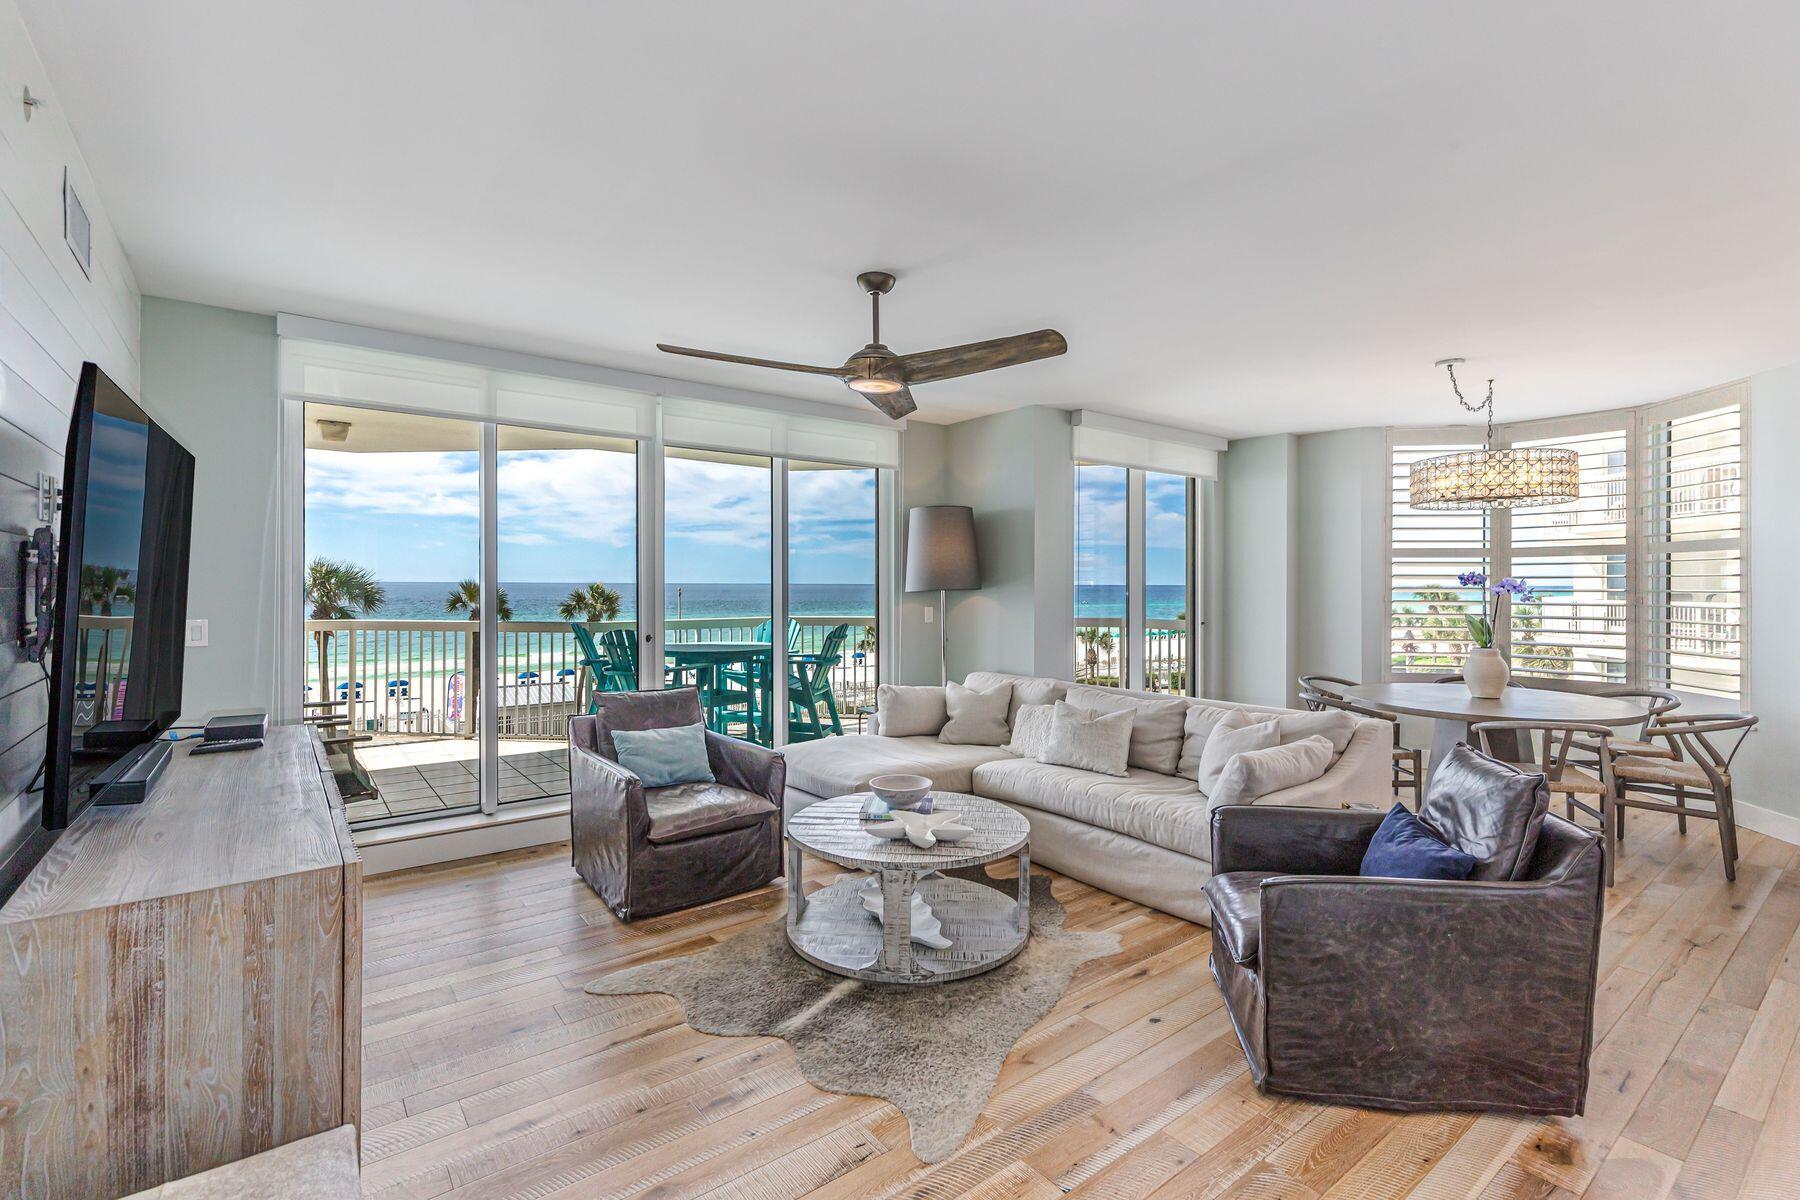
<box><xmin>185</xmin><ymin>619</ymin><xmax>208</xmax><ymax>647</ymax></box>
<box><xmin>923</xmin><ymin>606</ymin><xmax>934</xmax><ymax>624</ymax></box>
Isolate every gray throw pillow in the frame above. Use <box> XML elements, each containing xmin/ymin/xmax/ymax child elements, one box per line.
<box><xmin>875</xmin><ymin>684</ymin><xmax>948</xmax><ymax>738</ymax></box>
<box><xmin>939</xmin><ymin>681</ymin><xmax>1012</xmax><ymax>745</ymax></box>
<box><xmin>1004</xmin><ymin>703</ymin><xmax>1056</xmax><ymax>759</ymax></box>
<box><xmin>1194</xmin><ymin>709</ymin><xmax>1282</xmax><ymax>795</ymax></box>
<box><xmin>1038</xmin><ymin>701</ymin><xmax>1134</xmax><ymax>777</ymax></box>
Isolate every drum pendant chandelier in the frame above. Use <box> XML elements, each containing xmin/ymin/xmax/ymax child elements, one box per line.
<box><xmin>1409</xmin><ymin>359</ymin><xmax>1579</xmax><ymax>510</ymax></box>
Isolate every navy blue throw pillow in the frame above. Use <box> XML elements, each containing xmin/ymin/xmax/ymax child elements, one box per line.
<box><xmin>1360</xmin><ymin>803</ymin><xmax>1478</xmax><ymax>881</ymax></box>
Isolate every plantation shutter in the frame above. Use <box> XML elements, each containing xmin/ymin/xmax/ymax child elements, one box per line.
<box><xmin>1387</xmin><ymin>433</ymin><xmax>1491</xmax><ymax>676</ymax></box>
<box><xmin>1505</xmin><ymin>422</ymin><xmax>1631</xmax><ymax>686</ymax></box>
<box><xmin>1640</xmin><ymin>388</ymin><xmax>1745</xmax><ymax>701</ymax></box>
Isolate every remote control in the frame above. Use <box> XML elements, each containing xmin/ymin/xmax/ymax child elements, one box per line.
<box><xmin>190</xmin><ymin>737</ymin><xmax>264</xmax><ymax>755</ymax></box>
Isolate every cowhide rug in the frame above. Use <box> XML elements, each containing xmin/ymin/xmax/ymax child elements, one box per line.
<box><xmin>585</xmin><ymin>865</ymin><xmax>1119</xmax><ymax>1162</ymax></box>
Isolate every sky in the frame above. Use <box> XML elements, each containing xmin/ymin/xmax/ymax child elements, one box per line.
<box><xmin>1075</xmin><ymin>464</ymin><xmax>1190</xmax><ymax>590</ymax></box>
<box><xmin>304</xmin><ymin>446</ymin><xmax>878</xmax><ymax>584</ymax></box>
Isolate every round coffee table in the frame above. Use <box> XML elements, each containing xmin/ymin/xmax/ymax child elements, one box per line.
<box><xmin>784</xmin><ymin>793</ymin><xmax>1031</xmax><ymax>985</ymax></box>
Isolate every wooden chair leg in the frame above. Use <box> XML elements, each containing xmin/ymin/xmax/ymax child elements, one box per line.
<box><xmin>1600</xmin><ymin>787</ymin><xmax>1616</xmax><ymax>888</ymax></box>
<box><xmin>1719</xmin><ymin>787</ymin><xmax>1741</xmax><ymax>870</ymax></box>
<box><xmin>1674</xmin><ymin>785</ymin><xmax>1687</xmax><ymax>834</ymax></box>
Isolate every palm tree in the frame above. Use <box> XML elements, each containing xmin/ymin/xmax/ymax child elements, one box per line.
<box><xmin>556</xmin><ymin>581</ymin><xmax>622</xmax><ymax>623</ymax></box>
<box><xmin>1077</xmin><ymin>626</ymin><xmax>1116</xmax><ymax>681</ymax></box>
<box><xmin>80</xmin><ymin>565</ymin><xmax>137</xmax><ymax>713</ymax></box>
<box><xmin>444</xmin><ymin>580</ymin><xmax>512</xmax><ymax>736</ymax></box>
<box><xmin>557</xmin><ymin>582</ymin><xmax>623</xmax><ymax>702</ymax></box>
<box><xmin>305</xmin><ymin>559</ymin><xmax>384</xmax><ymax>701</ymax></box>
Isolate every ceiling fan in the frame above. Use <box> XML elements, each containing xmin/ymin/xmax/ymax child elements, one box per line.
<box><xmin>657</xmin><ymin>271</ymin><xmax>1068</xmax><ymax>420</ymax></box>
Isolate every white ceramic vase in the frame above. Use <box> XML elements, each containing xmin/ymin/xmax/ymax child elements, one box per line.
<box><xmin>1465</xmin><ymin>648</ymin><xmax>1511</xmax><ymax>698</ymax></box>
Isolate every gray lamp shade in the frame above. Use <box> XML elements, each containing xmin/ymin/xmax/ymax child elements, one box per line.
<box><xmin>904</xmin><ymin>505</ymin><xmax>980</xmax><ymax>592</ymax></box>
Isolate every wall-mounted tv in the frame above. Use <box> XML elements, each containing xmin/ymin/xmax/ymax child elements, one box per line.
<box><xmin>3</xmin><ymin>363</ymin><xmax>195</xmax><ymax>903</ymax></box>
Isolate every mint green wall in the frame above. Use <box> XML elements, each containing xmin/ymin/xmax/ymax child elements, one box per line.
<box><xmin>139</xmin><ymin>297</ymin><xmax>281</xmax><ymax>722</ymax></box>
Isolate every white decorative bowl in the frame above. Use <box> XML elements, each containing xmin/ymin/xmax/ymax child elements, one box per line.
<box><xmin>869</xmin><ymin>773</ymin><xmax>932</xmax><ymax>810</ymax></box>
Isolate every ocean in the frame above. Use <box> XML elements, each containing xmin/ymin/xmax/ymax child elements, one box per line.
<box><xmin>358</xmin><ymin>581</ymin><xmax>1191</xmax><ymax>621</ymax></box>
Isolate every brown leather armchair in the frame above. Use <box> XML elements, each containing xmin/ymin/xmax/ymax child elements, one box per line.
<box><xmin>1203</xmin><ymin>791</ymin><xmax>1604</xmax><ymax>1116</ymax></box>
<box><xmin>569</xmin><ymin>688</ymin><xmax>785</xmax><ymax>921</ymax></box>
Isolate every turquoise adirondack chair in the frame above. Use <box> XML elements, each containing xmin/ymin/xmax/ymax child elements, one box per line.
<box><xmin>570</xmin><ymin>623</ymin><xmax>626</xmax><ymax>711</ymax></box>
<box><xmin>787</xmin><ymin>623</ymin><xmax>850</xmax><ymax>742</ymax></box>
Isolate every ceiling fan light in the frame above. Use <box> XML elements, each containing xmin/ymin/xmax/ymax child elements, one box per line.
<box><xmin>849</xmin><ymin>376</ymin><xmax>904</xmax><ymax>396</ymax></box>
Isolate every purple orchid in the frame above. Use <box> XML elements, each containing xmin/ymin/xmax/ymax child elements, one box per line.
<box><xmin>1454</xmin><ymin>569</ymin><xmax>1534</xmax><ymax>649</ymax></box>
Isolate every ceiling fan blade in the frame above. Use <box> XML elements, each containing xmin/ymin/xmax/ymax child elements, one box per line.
<box><xmin>894</xmin><ymin>329</ymin><xmax>1068</xmax><ymax>384</ymax></box>
<box><xmin>656</xmin><ymin>344</ymin><xmax>850</xmax><ymax>377</ymax></box>
<box><xmin>850</xmin><ymin>381</ymin><xmax>917</xmax><ymax>421</ymax></box>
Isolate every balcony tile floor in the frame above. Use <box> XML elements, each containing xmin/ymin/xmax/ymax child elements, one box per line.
<box><xmin>341</xmin><ymin>736</ymin><xmax>570</xmax><ymax>824</ymax></box>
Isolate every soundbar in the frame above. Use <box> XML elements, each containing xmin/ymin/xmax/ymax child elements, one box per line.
<box><xmin>87</xmin><ymin>739</ymin><xmax>174</xmax><ymax>807</ymax></box>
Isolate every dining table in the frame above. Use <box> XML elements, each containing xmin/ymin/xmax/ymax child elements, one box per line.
<box><xmin>1339</xmin><ymin>682</ymin><xmax>1653</xmax><ymax>788</ymax></box>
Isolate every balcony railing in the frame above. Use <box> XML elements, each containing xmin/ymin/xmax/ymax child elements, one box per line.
<box><xmin>1073</xmin><ymin>619</ymin><xmax>1191</xmax><ymax>691</ymax></box>
<box><xmin>304</xmin><ymin>615</ymin><xmax>879</xmax><ymax>740</ymax></box>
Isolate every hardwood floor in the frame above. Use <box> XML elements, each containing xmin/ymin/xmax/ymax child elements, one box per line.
<box><xmin>357</xmin><ymin>811</ymin><xmax>1800</xmax><ymax>1199</ymax></box>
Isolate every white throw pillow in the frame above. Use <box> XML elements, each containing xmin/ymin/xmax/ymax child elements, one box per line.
<box><xmin>875</xmin><ymin>684</ymin><xmax>948</xmax><ymax>738</ymax></box>
<box><xmin>1066</xmin><ymin>685</ymin><xmax>1189</xmax><ymax>775</ymax></box>
<box><xmin>1038</xmin><ymin>701</ymin><xmax>1134</xmax><ymax>777</ymax></box>
<box><xmin>1194</xmin><ymin>709</ymin><xmax>1282</xmax><ymax>794</ymax></box>
<box><xmin>1005</xmin><ymin>703</ymin><xmax>1057</xmax><ymax>759</ymax></box>
<box><xmin>1178</xmin><ymin>704</ymin><xmax>1274</xmax><ymax>780</ymax></box>
<box><xmin>1209</xmin><ymin>735</ymin><xmax>1336</xmax><ymax>807</ymax></box>
<box><xmin>1274</xmin><ymin>709</ymin><xmax>1361</xmax><ymax>754</ymax></box>
<box><xmin>939</xmin><ymin>681</ymin><xmax>1012</xmax><ymax>746</ymax></box>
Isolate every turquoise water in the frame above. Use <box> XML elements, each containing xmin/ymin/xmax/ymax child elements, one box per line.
<box><xmin>348</xmin><ymin>581</ymin><xmax>1190</xmax><ymax>621</ymax></box>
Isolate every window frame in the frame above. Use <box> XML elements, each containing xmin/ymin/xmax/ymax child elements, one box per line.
<box><xmin>1074</xmin><ymin>460</ymin><xmax>1203</xmax><ymax>694</ymax></box>
<box><xmin>1382</xmin><ymin>383</ymin><xmax>1750</xmax><ymax>705</ymax></box>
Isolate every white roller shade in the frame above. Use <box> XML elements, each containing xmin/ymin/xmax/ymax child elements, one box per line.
<box><xmin>662</xmin><ymin>395</ymin><xmax>900</xmax><ymax>468</ymax></box>
<box><xmin>280</xmin><ymin>337</ymin><xmax>656</xmax><ymax>439</ymax></box>
<box><xmin>1071</xmin><ymin>411</ymin><xmax>1222</xmax><ymax>478</ymax></box>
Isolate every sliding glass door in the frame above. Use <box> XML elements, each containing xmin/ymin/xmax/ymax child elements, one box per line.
<box><xmin>1144</xmin><ymin>471</ymin><xmax>1193</xmax><ymax>693</ymax></box>
<box><xmin>302</xmin><ymin>404</ymin><xmax>485</xmax><ymax>825</ymax></box>
<box><xmin>300</xmin><ymin>392</ymin><xmax>891</xmax><ymax>828</ymax></box>
<box><xmin>1075</xmin><ymin>461</ymin><xmax>1202</xmax><ymax>693</ymax></box>
<box><xmin>787</xmin><ymin>460</ymin><xmax>879</xmax><ymax>738</ymax></box>
<box><xmin>664</xmin><ymin>448</ymin><xmax>775</xmax><ymax>745</ymax></box>
<box><xmin>496</xmin><ymin>426</ymin><xmax>638</xmax><ymax>804</ymax></box>
<box><xmin>1074</xmin><ymin>463</ymin><xmax>1128</xmax><ymax>686</ymax></box>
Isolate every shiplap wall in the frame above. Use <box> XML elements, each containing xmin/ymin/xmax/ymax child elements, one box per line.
<box><xmin>0</xmin><ymin>0</ymin><xmax>141</xmax><ymax>871</ymax></box>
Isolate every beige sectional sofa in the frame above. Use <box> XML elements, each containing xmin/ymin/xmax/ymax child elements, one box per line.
<box><xmin>780</xmin><ymin>671</ymin><xmax>1394</xmax><ymax>924</ymax></box>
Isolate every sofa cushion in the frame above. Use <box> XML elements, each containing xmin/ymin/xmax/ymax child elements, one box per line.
<box><xmin>1004</xmin><ymin>703</ymin><xmax>1057</xmax><ymax>759</ymax></box>
<box><xmin>876</xmin><ymin>684</ymin><xmax>949</xmax><ymax>737</ymax></box>
<box><xmin>971</xmin><ymin>756</ymin><xmax>1215</xmax><ymax>860</ymax></box>
<box><xmin>939</xmin><ymin>680</ymin><xmax>1012</xmax><ymax>746</ymax></box>
<box><xmin>1066</xmin><ymin>684</ymin><xmax>1190</xmax><ymax>775</ymax></box>
<box><xmin>1360</xmin><ymin>802</ymin><xmax>1478</xmax><ymax>881</ymax></box>
<box><xmin>644</xmin><ymin>782</ymin><xmax>777</xmax><ymax>845</ymax></box>
<box><xmin>1203</xmin><ymin>871</ymin><xmax>1280</xmax><ymax>964</ymax></box>
<box><xmin>1274</xmin><ymin>710</ymin><xmax>1361</xmax><ymax>754</ymax></box>
<box><xmin>1209</xmin><ymin>735</ymin><xmax>1335</xmax><ymax>808</ymax></box>
<box><xmin>1420</xmin><ymin>743</ymin><xmax>1551</xmax><ymax>882</ymax></box>
<box><xmin>1040</xmin><ymin>700</ymin><xmax>1134</xmax><ymax>776</ymax></box>
<box><xmin>783</xmin><ymin>734</ymin><xmax>1012</xmax><ymax>800</ymax></box>
<box><xmin>1195</xmin><ymin>710</ymin><xmax>1283</xmax><ymax>794</ymax></box>
<box><xmin>1177</xmin><ymin>703</ymin><xmax>1271</xmax><ymax>780</ymax></box>
<box><xmin>612</xmin><ymin>722</ymin><xmax>715</xmax><ymax>788</ymax></box>
<box><xmin>963</xmin><ymin>671</ymin><xmax>1070</xmax><ymax>723</ymax></box>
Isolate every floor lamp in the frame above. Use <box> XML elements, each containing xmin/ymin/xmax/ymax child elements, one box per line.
<box><xmin>904</xmin><ymin>505</ymin><xmax>980</xmax><ymax>686</ymax></box>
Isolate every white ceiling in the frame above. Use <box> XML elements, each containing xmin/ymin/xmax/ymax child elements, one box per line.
<box><xmin>21</xmin><ymin>1</ymin><xmax>1800</xmax><ymax>436</ymax></box>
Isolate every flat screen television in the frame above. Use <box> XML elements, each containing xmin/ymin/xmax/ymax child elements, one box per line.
<box><xmin>40</xmin><ymin>363</ymin><xmax>195</xmax><ymax>829</ymax></box>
